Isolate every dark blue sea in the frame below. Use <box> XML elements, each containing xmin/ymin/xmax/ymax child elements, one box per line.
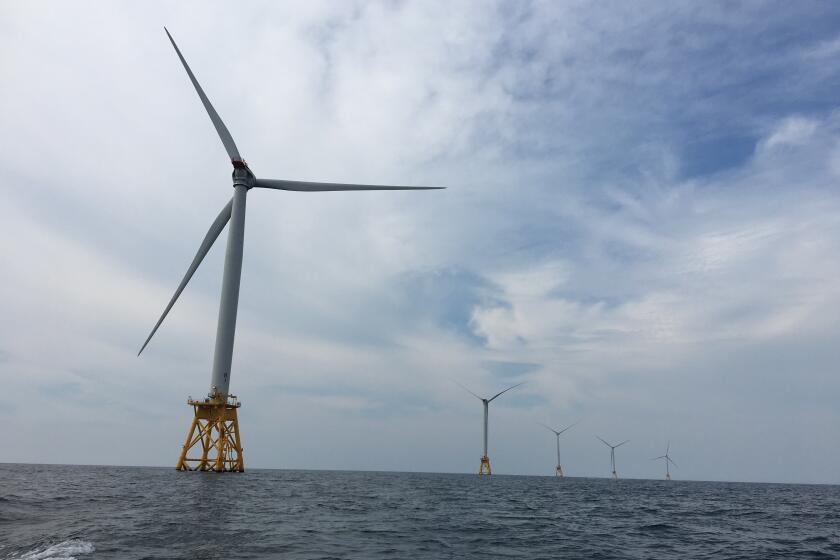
<box><xmin>1</xmin><ymin>464</ymin><xmax>838</xmax><ymax>559</ymax></box>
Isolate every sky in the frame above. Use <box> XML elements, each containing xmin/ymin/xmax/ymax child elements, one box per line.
<box><xmin>1</xmin><ymin>1</ymin><xmax>840</xmax><ymax>484</ymax></box>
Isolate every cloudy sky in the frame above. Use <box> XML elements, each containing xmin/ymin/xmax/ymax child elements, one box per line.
<box><xmin>2</xmin><ymin>1</ymin><xmax>840</xmax><ymax>484</ymax></box>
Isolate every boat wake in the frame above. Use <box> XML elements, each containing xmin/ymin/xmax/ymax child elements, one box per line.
<box><xmin>10</xmin><ymin>539</ymin><xmax>94</xmax><ymax>560</ymax></box>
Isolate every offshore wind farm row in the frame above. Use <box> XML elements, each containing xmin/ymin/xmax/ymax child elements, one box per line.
<box><xmin>458</xmin><ymin>381</ymin><xmax>677</xmax><ymax>479</ymax></box>
<box><xmin>140</xmin><ymin>28</ymin><xmax>681</xmax><ymax>480</ymax></box>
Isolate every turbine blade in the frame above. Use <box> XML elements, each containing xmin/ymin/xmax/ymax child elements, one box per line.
<box><xmin>668</xmin><ymin>457</ymin><xmax>678</xmax><ymax>468</ymax></box>
<box><xmin>558</xmin><ymin>421</ymin><xmax>579</xmax><ymax>435</ymax></box>
<box><xmin>138</xmin><ymin>198</ymin><xmax>233</xmax><ymax>355</ymax></box>
<box><xmin>164</xmin><ymin>28</ymin><xmax>241</xmax><ymax>162</ymax></box>
<box><xmin>652</xmin><ymin>455</ymin><xmax>666</xmax><ymax>460</ymax></box>
<box><xmin>453</xmin><ymin>381</ymin><xmax>483</xmax><ymax>401</ymax></box>
<box><xmin>253</xmin><ymin>178</ymin><xmax>443</xmax><ymax>192</ymax></box>
<box><xmin>488</xmin><ymin>382</ymin><xmax>525</xmax><ymax>402</ymax></box>
<box><xmin>596</xmin><ymin>436</ymin><xmax>612</xmax><ymax>448</ymax></box>
<box><xmin>666</xmin><ymin>441</ymin><xmax>670</xmax><ymax>455</ymax></box>
<box><xmin>537</xmin><ymin>422</ymin><xmax>559</xmax><ymax>435</ymax></box>
<box><xmin>615</xmin><ymin>440</ymin><xmax>629</xmax><ymax>448</ymax></box>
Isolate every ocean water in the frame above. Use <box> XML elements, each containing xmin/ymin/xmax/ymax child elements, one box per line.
<box><xmin>1</xmin><ymin>464</ymin><xmax>838</xmax><ymax>559</ymax></box>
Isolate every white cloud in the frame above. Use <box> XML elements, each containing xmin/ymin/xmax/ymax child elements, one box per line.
<box><xmin>761</xmin><ymin>116</ymin><xmax>819</xmax><ymax>151</ymax></box>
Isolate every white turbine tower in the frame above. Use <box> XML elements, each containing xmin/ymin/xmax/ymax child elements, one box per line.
<box><xmin>138</xmin><ymin>28</ymin><xmax>442</xmax><ymax>472</ymax></box>
<box><xmin>538</xmin><ymin>421</ymin><xmax>578</xmax><ymax>477</ymax></box>
<box><xmin>652</xmin><ymin>442</ymin><xmax>677</xmax><ymax>480</ymax></box>
<box><xmin>457</xmin><ymin>382</ymin><xmax>524</xmax><ymax>475</ymax></box>
<box><xmin>596</xmin><ymin>436</ymin><xmax>629</xmax><ymax>480</ymax></box>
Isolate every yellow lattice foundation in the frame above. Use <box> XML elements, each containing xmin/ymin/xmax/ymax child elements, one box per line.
<box><xmin>176</xmin><ymin>393</ymin><xmax>244</xmax><ymax>472</ymax></box>
<box><xmin>556</xmin><ymin>465</ymin><xmax>563</xmax><ymax>477</ymax></box>
<box><xmin>479</xmin><ymin>455</ymin><xmax>492</xmax><ymax>475</ymax></box>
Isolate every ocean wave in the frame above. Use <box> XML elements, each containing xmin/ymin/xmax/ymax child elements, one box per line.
<box><xmin>637</xmin><ymin>522</ymin><xmax>678</xmax><ymax>533</ymax></box>
<box><xmin>10</xmin><ymin>539</ymin><xmax>94</xmax><ymax>560</ymax></box>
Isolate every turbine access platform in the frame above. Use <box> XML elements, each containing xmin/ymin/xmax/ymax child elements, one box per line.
<box><xmin>176</xmin><ymin>390</ymin><xmax>244</xmax><ymax>472</ymax></box>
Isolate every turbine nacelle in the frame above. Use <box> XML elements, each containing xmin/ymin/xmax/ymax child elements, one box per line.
<box><xmin>232</xmin><ymin>165</ymin><xmax>256</xmax><ymax>189</ymax></box>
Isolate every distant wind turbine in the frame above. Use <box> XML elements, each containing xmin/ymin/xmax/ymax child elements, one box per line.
<box><xmin>596</xmin><ymin>436</ymin><xmax>629</xmax><ymax>480</ymax></box>
<box><xmin>538</xmin><ymin>422</ymin><xmax>578</xmax><ymax>477</ymax></box>
<box><xmin>652</xmin><ymin>442</ymin><xmax>677</xmax><ymax>480</ymax></box>
<box><xmin>457</xmin><ymin>381</ymin><xmax>524</xmax><ymax>475</ymax></box>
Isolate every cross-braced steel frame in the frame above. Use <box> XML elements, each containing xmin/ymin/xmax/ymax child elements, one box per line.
<box><xmin>176</xmin><ymin>395</ymin><xmax>244</xmax><ymax>472</ymax></box>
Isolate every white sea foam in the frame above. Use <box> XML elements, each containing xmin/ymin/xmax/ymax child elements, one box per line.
<box><xmin>12</xmin><ymin>539</ymin><xmax>94</xmax><ymax>560</ymax></box>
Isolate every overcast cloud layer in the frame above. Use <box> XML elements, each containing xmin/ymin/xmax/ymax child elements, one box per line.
<box><xmin>2</xmin><ymin>1</ymin><xmax>840</xmax><ymax>484</ymax></box>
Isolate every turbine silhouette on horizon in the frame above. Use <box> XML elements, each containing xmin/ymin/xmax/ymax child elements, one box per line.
<box><xmin>138</xmin><ymin>28</ymin><xmax>442</xmax><ymax>472</ymax></box>
<box><xmin>538</xmin><ymin>421</ymin><xmax>578</xmax><ymax>477</ymax></box>
<box><xmin>652</xmin><ymin>442</ymin><xmax>677</xmax><ymax>480</ymax></box>
<box><xmin>457</xmin><ymin>381</ymin><xmax>524</xmax><ymax>475</ymax></box>
<box><xmin>596</xmin><ymin>436</ymin><xmax>629</xmax><ymax>480</ymax></box>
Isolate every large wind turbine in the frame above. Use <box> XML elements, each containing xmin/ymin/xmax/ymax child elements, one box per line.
<box><xmin>457</xmin><ymin>382</ymin><xmax>524</xmax><ymax>475</ymax></box>
<box><xmin>138</xmin><ymin>28</ymin><xmax>441</xmax><ymax>472</ymax></box>
<box><xmin>596</xmin><ymin>436</ymin><xmax>629</xmax><ymax>480</ymax></box>
<box><xmin>652</xmin><ymin>442</ymin><xmax>677</xmax><ymax>480</ymax></box>
<box><xmin>538</xmin><ymin>421</ymin><xmax>577</xmax><ymax>477</ymax></box>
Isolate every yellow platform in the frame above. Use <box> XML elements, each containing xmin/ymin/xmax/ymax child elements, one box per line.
<box><xmin>176</xmin><ymin>393</ymin><xmax>244</xmax><ymax>472</ymax></box>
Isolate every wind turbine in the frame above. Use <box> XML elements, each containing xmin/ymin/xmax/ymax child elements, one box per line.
<box><xmin>538</xmin><ymin>421</ymin><xmax>578</xmax><ymax>477</ymax></box>
<box><xmin>457</xmin><ymin>382</ymin><xmax>524</xmax><ymax>475</ymax></box>
<box><xmin>596</xmin><ymin>436</ymin><xmax>629</xmax><ymax>480</ymax></box>
<box><xmin>652</xmin><ymin>442</ymin><xmax>677</xmax><ymax>480</ymax></box>
<box><xmin>138</xmin><ymin>29</ymin><xmax>441</xmax><ymax>473</ymax></box>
